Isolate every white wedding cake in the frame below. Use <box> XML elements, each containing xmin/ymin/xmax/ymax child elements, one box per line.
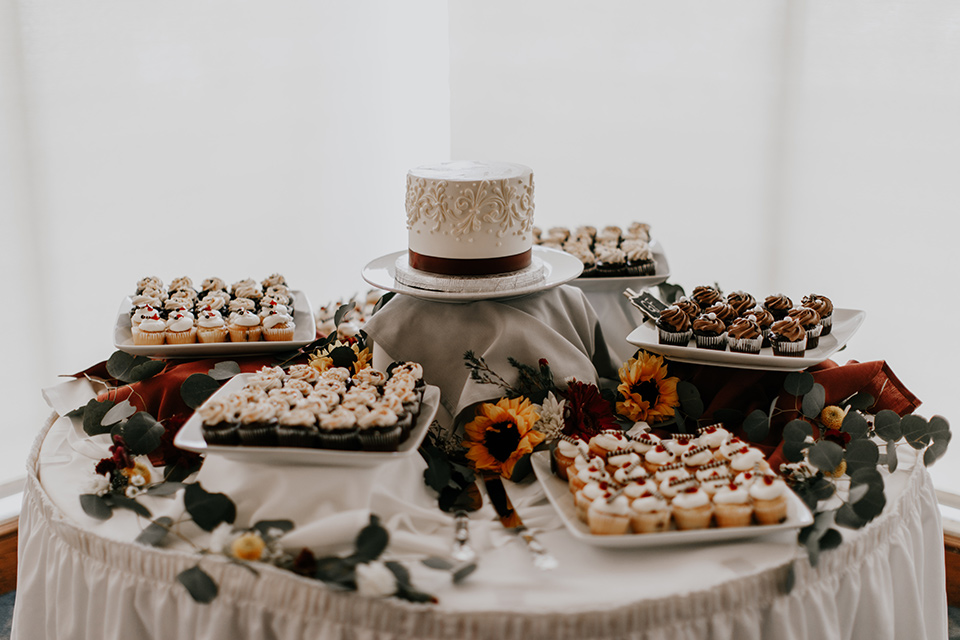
<box><xmin>404</xmin><ymin>161</ymin><xmax>535</xmax><ymax>276</ymax></box>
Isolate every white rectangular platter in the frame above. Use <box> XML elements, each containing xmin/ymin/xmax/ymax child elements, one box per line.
<box><xmin>115</xmin><ymin>290</ymin><xmax>316</xmax><ymax>357</ymax></box>
<box><xmin>570</xmin><ymin>239</ymin><xmax>671</xmax><ymax>293</ymax></box>
<box><xmin>174</xmin><ymin>373</ymin><xmax>440</xmax><ymax>467</ymax></box>
<box><xmin>626</xmin><ymin>307</ymin><xmax>865</xmax><ymax>372</ymax></box>
<box><xmin>532</xmin><ymin>450</ymin><xmax>813</xmax><ymax>548</ymax></box>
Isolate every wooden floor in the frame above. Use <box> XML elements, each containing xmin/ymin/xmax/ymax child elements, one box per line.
<box><xmin>0</xmin><ymin>521</ymin><xmax>15</xmax><ymax>597</ymax></box>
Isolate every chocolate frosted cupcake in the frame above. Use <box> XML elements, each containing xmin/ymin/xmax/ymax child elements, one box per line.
<box><xmin>725</xmin><ymin>291</ymin><xmax>756</xmax><ymax>317</ymax></box>
<box><xmin>788</xmin><ymin>306</ymin><xmax>822</xmax><ymax>349</ymax></box>
<box><xmin>691</xmin><ymin>285</ymin><xmax>722</xmax><ymax>309</ymax></box>
<box><xmin>703</xmin><ymin>302</ymin><xmax>738</xmax><ymax>328</ymax></box>
<box><xmin>673</xmin><ymin>297</ymin><xmax>701</xmax><ymax>322</ymax></box>
<box><xmin>656</xmin><ymin>305</ymin><xmax>693</xmax><ymax>346</ymax></box>
<box><xmin>802</xmin><ymin>294</ymin><xmax>834</xmax><ymax>336</ymax></box>
<box><xmin>746</xmin><ymin>305</ymin><xmax>775</xmax><ymax>348</ymax></box>
<box><xmin>763</xmin><ymin>293</ymin><xmax>793</xmax><ymax>321</ymax></box>
<box><xmin>693</xmin><ymin>312</ymin><xmax>727</xmax><ymax>350</ymax></box>
<box><xmin>769</xmin><ymin>316</ymin><xmax>807</xmax><ymax>357</ymax></box>
<box><xmin>726</xmin><ymin>316</ymin><xmax>763</xmax><ymax>354</ymax></box>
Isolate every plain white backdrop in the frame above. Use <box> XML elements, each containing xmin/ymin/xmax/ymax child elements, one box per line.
<box><xmin>2</xmin><ymin>1</ymin><xmax>959</xmax><ymax>494</ymax></box>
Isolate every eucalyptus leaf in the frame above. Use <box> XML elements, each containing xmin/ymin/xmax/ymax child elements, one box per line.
<box><xmin>844</xmin><ymin>439</ymin><xmax>880</xmax><ymax>475</ymax></box>
<box><xmin>181</xmin><ymin>374</ymin><xmax>221</xmax><ymax>410</ymax></box>
<box><xmin>107</xmin><ymin>351</ymin><xmax>165</xmax><ymax>383</ymax></box>
<box><xmin>106</xmin><ymin>493</ymin><xmax>152</xmax><ymax>518</ymax></box>
<box><xmin>925</xmin><ymin>440</ymin><xmax>950</xmax><ymax>466</ymax></box>
<box><xmin>452</xmin><ymin>562</ymin><xmax>477</xmax><ymax>584</ymax></box>
<box><xmin>809</xmin><ymin>477</ymin><xmax>837</xmax><ymax>502</ymax></box>
<box><xmin>82</xmin><ymin>399</ymin><xmax>116</xmax><ymax>437</ymax></box>
<box><xmin>252</xmin><ymin>519</ymin><xmax>295</xmax><ymax>538</ymax></box>
<box><xmin>850</xmin><ymin>466</ymin><xmax>884</xmax><ymax>488</ymax></box>
<box><xmin>354</xmin><ymin>514</ymin><xmax>389</xmax><ymax>562</ymax></box>
<box><xmin>333</xmin><ymin>303</ymin><xmax>351</xmax><ymax>328</ymax></box>
<box><xmin>421</xmin><ymin>556</ymin><xmax>454</xmax><ymax>571</ymax></box>
<box><xmin>371</xmin><ymin>291</ymin><xmax>396</xmax><ymax>316</ymax></box>
<box><xmin>657</xmin><ymin>282</ymin><xmax>685</xmax><ymax>304</ymax></box>
<box><xmin>105</xmin><ymin>351</ymin><xmax>137</xmax><ymax>381</ymax></box>
<box><xmin>851</xmin><ymin>484</ymin><xmax>886</xmax><ymax>521</ymax></box>
<box><xmin>783</xmin><ymin>440</ymin><xmax>808</xmax><ymax>464</ymax></box>
<box><xmin>315</xmin><ymin>556</ymin><xmax>356</xmax><ymax>588</ymax></box>
<box><xmin>835</xmin><ymin>503</ymin><xmax>867</xmax><ymax>529</ymax></box>
<box><xmin>902</xmin><ymin>414</ymin><xmax>932</xmax><ymax>450</ymax></box>
<box><xmin>844</xmin><ymin>392</ymin><xmax>875</xmax><ymax>412</ymax></box>
<box><xmin>784</xmin><ymin>564</ymin><xmax>796</xmax><ymax>594</ymax></box>
<box><xmin>801</xmin><ymin>384</ymin><xmax>826</xmax><ymax>419</ymax></box>
<box><xmin>101</xmin><ymin>399</ymin><xmax>138</xmax><ymax>427</ymax></box>
<box><xmin>929</xmin><ymin>415</ymin><xmax>951</xmax><ymax>439</ymax></box>
<box><xmin>395</xmin><ymin>585</ymin><xmax>438</xmax><ymax>604</ymax></box>
<box><xmin>742</xmin><ymin>410</ymin><xmax>770</xmax><ymax>443</ymax></box>
<box><xmin>874</xmin><ymin>410</ymin><xmax>902</xmax><ymax>442</ymax></box>
<box><xmin>784</xmin><ymin>372</ymin><xmax>815</xmax><ymax>397</ymax></box>
<box><xmin>819</xmin><ymin>528</ymin><xmax>843</xmax><ymax>551</ymax></box>
<box><xmin>385</xmin><ymin>560</ymin><xmax>411</xmax><ymax>587</ymax></box>
<box><xmin>807</xmin><ymin>441</ymin><xmax>843</xmax><ymax>473</ymax></box>
<box><xmin>509</xmin><ymin>453</ymin><xmax>533</xmax><ymax>482</ymax></box>
<box><xmin>79</xmin><ymin>494</ymin><xmax>113</xmax><ymax>520</ymax></box>
<box><xmin>676</xmin><ymin>382</ymin><xmax>703</xmax><ymax>420</ymax></box>
<box><xmin>422</xmin><ymin>452</ymin><xmax>452</xmax><ymax>494</ymax></box>
<box><xmin>885</xmin><ymin>440</ymin><xmax>899</xmax><ymax>473</ymax></box>
<box><xmin>164</xmin><ymin>457</ymin><xmax>204</xmax><ymax>483</ymax></box>
<box><xmin>841</xmin><ymin>411</ymin><xmax>869</xmax><ymax>439</ymax></box>
<box><xmin>177</xmin><ymin>565</ymin><xmax>219</xmax><ymax>603</ymax></box>
<box><xmin>848</xmin><ymin>484</ymin><xmax>870</xmax><ymax>504</ymax></box>
<box><xmin>207</xmin><ymin>361</ymin><xmax>241</xmax><ymax>381</ymax></box>
<box><xmin>183</xmin><ymin>483</ymin><xmax>237</xmax><ymax>532</ymax></box>
<box><xmin>783</xmin><ymin>419</ymin><xmax>813</xmax><ymax>442</ymax></box>
<box><xmin>144</xmin><ymin>482</ymin><xmax>185</xmax><ymax>497</ymax></box>
<box><xmin>803</xmin><ymin>528</ymin><xmax>823</xmax><ymax>566</ymax></box>
<box><xmin>121</xmin><ymin>412</ymin><xmax>165</xmax><ymax>455</ymax></box>
<box><xmin>135</xmin><ymin>517</ymin><xmax>173</xmax><ymax>547</ymax></box>
<box><xmin>66</xmin><ymin>405</ymin><xmax>85</xmax><ymax>420</ymax></box>
<box><xmin>127</xmin><ymin>359</ymin><xmax>166</xmax><ymax>383</ymax></box>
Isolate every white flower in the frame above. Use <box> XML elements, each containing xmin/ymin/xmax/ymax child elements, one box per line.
<box><xmin>210</xmin><ymin>523</ymin><xmax>238</xmax><ymax>555</ymax></box>
<box><xmin>124</xmin><ymin>485</ymin><xmax>143</xmax><ymax>499</ymax></box>
<box><xmin>355</xmin><ymin>561</ymin><xmax>397</xmax><ymax>598</ymax></box>
<box><xmin>534</xmin><ymin>392</ymin><xmax>566</xmax><ymax>441</ymax></box>
<box><xmin>84</xmin><ymin>474</ymin><xmax>110</xmax><ymax>496</ymax></box>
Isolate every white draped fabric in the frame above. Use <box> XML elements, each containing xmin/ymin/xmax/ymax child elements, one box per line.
<box><xmin>13</xmin><ymin>406</ymin><xmax>947</xmax><ymax>639</ymax></box>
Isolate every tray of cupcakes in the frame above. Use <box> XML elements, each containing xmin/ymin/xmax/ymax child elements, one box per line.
<box><xmin>625</xmin><ymin>288</ymin><xmax>865</xmax><ymax>372</ymax></box>
<box><xmin>175</xmin><ymin>362</ymin><xmax>439</xmax><ymax>467</ymax></box>
<box><xmin>532</xmin><ymin>426</ymin><xmax>813</xmax><ymax>548</ymax></box>
<box><xmin>115</xmin><ymin>274</ymin><xmax>316</xmax><ymax>357</ymax></box>
<box><xmin>534</xmin><ymin>222</ymin><xmax>671</xmax><ymax>291</ymax></box>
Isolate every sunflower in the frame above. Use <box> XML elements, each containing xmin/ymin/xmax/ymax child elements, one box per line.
<box><xmin>616</xmin><ymin>351</ymin><xmax>680</xmax><ymax>423</ymax></box>
<box><xmin>308</xmin><ymin>340</ymin><xmax>370</xmax><ymax>375</ymax></box>
<box><xmin>463</xmin><ymin>397</ymin><xmax>544</xmax><ymax>480</ymax></box>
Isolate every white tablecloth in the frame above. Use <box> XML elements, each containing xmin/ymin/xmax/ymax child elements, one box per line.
<box><xmin>13</xmin><ymin>407</ymin><xmax>948</xmax><ymax>640</ymax></box>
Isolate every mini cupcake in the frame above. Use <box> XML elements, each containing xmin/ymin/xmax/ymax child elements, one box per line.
<box><xmin>671</xmin><ymin>485</ymin><xmax>714</xmax><ymax>530</ymax></box>
<box><xmin>199</xmin><ymin>398</ymin><xmax>240</xmax><ymax>446</ymax></box>
<box><xmin>802</xmin><ymin>294</ymin><xmax>834</xmax><ymax>336</ymax></box>
<box><xmin>165</xmin><ymin>311</ymin><xmax>197</xmax><ymax>345</ymax></box>
<box><xmin>749</xmin><ymin>475</ymin><xmax>790</xmax><ymax>524</ymax></box>
<box><xmin>587</xmin><ymin>491</ymin><xmax>632</xmax><ymax>535</ymax></box>
<box><xmin>237</xmin><ymin>401</ymin><xmax>279</xmax><ymax>446</ymax></box>
<box><xmin>726</xmin><ymin>316</ymin><xmax>763</xmax><ymax>354</ymax></box>
<box><xmin>712</xmin><ymin>482</ymin><xmax>754</xmax><ymax>527</ymax></box>
<box><xmin>656</xmin><ymin>305</ymin><xmax>693</xmax><ymax>346</ymax></box>
<box><xmin>658</xmin><ymin>475</ymin><xmax>698</xmax><ymax>500</ymax></box>
<box><xmin>629</xmin><ymin>492</ymin><xmax>672</xmax><ymax>533</ymax></box>
<box><xmin>691</xmin><ymin>285</ymin><xmax>722</xmax><ymax>309</ymax></box>
<box><xmin>201</xmin><ymin>277</ymin><xmax>227</xmax><ymax>294</ymax></box>
<box><xmin>613</xmin><ymin>461</ymin><xmax>650</xmax><ymax>486</ymax></box>
<box><xmin>693</xmin><ymin>313</ymin><xmax>726</xmax><ymax>351</ymax></box>
<box><xmin>262</xmin><ymin>308</ymin><xmax>296</xmax><ymax>342</ymax></box>
<box><xmin>653</xmin><ymin>461</ymin><xmax>690</xmax><ymax>484</ymax></box>
<box><xmin>588</xmin><ymin>429</ymin><xmax>631</xmax><ymax>459</ymax></box>
<box><xmin>643</xmin><ymin>444</ymin><xmax>676</xmax><ymax>475</ymax></box>
<box><xmin>228</xmin><ymin>297</ymin><xmax>257</xmax><ymax>318</ymax></box>
<box><xmin>605</xmin><ymin>448</ymin><xmax>641</xmax><ymax>476</ymax></box>
<box><xmin>553</xmin><ymin>436</ymin><xmax>588</xmax><ymax>481</ymax></box>
<box><xmin>276</xmin><ymin>408</ymin><xmax>319</xmax><ymax>448</ymax></box>
<box><xmin>198</xmin><ymin>293</ymin><xmax>228</xmax><ymax>314</ymax></box>
<box><xmin>621</xmin><ymin>239</ymin><xmax>656</xmax><ymax>276</ymax></box>
<box><xmin>596</xmin><ymin>225</ymin><xmax>622</xmax><ymax>246</ymax></box>
<box><xmin>317</xmin><ymin>407</ymin><xmax>359</xmax><ymax>449</ymax></box>
<box><xmin>569</xmin><ymin>458</ymin><xmax>607</xmax><ymax>494</ymax></box>
<box><xmin>681</xmin><ymin>444</ymin><xmax>714</xmax><ymax>473</ymax></box>
<box><xmin>746</xmin><ymin>306</ymin><xmax>775</xmax><ymax>348</ymax></box>
<box><xmin>228</xmin><ymin>309</ymin><xmax>263</xmax><ymax>342</ymax></box>
<box><xmin>357</xmin><ymin>407</ymin><xmax>402</xmax><ymax>451</ymax></box>
<box><xmin>763</xmin><ymin>293</ymin><xmax>793</xmax><ymax>321</ymax></box>
<box><xmin>673</xmin><ymin>297</ymin><xmax>701</xmax><ymax>322</ymax></box>
<box><xmin>593</xmin><ymin>245</ymin><xmax>629</xmax><ymax>276</ymax></box>
<box><xmin>133</xmin><ymin>313</ymin><xmax>166</xmax><ymax>345</ymax></box>
<box><xmin>703</xmin><ymin>302</ymin><xmax>738</xmax><ymax>328</ymax></box>
<box><xmin>565</xmin><ymin>242</ymin><xmax>598</xmax><ymax>277</ymax></box>
<box><xmin>576</xmin><ymin>480</ymin><xmax>611</xmax><ymax>522</ymax></box>
<box><xmin>700</xmin><ymin>471</ymin><xmax>735</xmax><ymax>497</ymax></box>
<box><xmin>729</xmin><ymin>446</ymin><xmax>769</xmax><ymax>475</ymax></box>
<box><xmin>788</xmin><ymin>306</ymin><xmax>822</xmax><ymax>349</ymax></box>
<box><xmin>629</xmin><ymin>432</ymin><xmax>661</xmax><ymax>456</ymax></box>
<box><xmin>624</xmin><ymin>222</ymin><xmax>651</xmax><ymax>243</ymax></box>
<box><xmin>769</xmin><ymin>316</ymin><xmax>807</xmax><ymax>357</ymax></box>
<box><xmin>136</xmin><ymin>276</ymin><xmax>164</xmax><ymax>295</ymax></box>
<box><xmin>696</xmin><ymin>424</ymin><xmax>731</xmax><ymax>452</ymax></box>
<box><xmin>233</xmin><ymin>281</ymin><xmax>263</xmax><ymax>302</ymax></box>
<box><xmin>724</xmin><ymin>291</ymin><xmax>757</xmax><ymax>317</ymax></box>
<box><xmin>261</xmin><ymin>273</ymin><xmax>287</xmax><ymax>289</ymax></box>
<box><xmin>695</xmin><ymin>459</ymin><xmax>730</xmax><ymax>482</ymax></box>
<box><xmin>197</xmin><ymin>309</ymin><xmax>228</xmax><ymax>343</ymax></box>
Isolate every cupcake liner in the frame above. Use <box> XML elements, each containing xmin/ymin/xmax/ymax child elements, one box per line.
<box><xmin>771</xmin><ymin>336</ymin><xmax>807</xmax><ymax>357</ymax></box>
<box><xmin>133</xmin><ymin>330</ymin><xmax>165</xmax><ymax>346</ymax></box>
<box><xmin>197</xmin><ymin>327</ymin><xmax>228</xmax><ymax>343</ymax></box>
<box><xmin>263</xmin><ymin>323</ymin><xmax>295</xmax><ymax>342</ymax></box>
<box><xmin>358</xmin><ymin>426</ymin><xmax>402</xmax><ymax>451</ymax></box>
<box><xmin>277</xmin><ymin>426</ymin><xmax>319</xmax><ymax>448</ymax></box>
<box><xmin>805</xmin><ymin>324</ymin><xmax>823</xmax><ymax>349</ymax></box>
<box><xmin>165</xmin><ymin>328</ymin><xmax>198</xmax><ymax>345</ymax></box>
<box><xmin>229</xmin><ymin>326</ymin><xmax>262</xmax><ymax>342</ymax></box>
<box><xmin>238</xmin><ymin>422</ymin><xmax>278</xmax><ymax>446</ymax></box>
<box><xmin>672</xmin><ymin>505</ymin><xmax>714</xmax><ymax>530</ymax></box>
<box><xmin>694</xmin><ymin>332</ymin><xmax>727</xmax><ymax>351</ymax></box>
<box><xmin>202</xmin><ymin>422</ymin><xmax>240</xmax><ymax>446</ymax></box>
<box><xmin>727</xmin><ymin>334</ymin><xmax>763</xmax><ymax>354</ymax></box>
<box><xmin>753</xmin><ymin>497</ymin><xmax>788</xmax><ymax>524</ymax></box>
<box><xmin>658</xmin><ymin>327</ymin><xmax>693</xmax><ymax>346</ymax></box>
<box><xmin>714</xmin><ymin>503</ymin><xmax>753</xmax><ymax>527</ymax></box>
<box><xmin>317</xmin><ymin>429</ymin><xmax>358</xmax><ymax>450</ymax></box>
<box><xmin>631</xmin><ymin>259</ymin><xmax>656</xmax><ymax>276</ymax></box>
<box><xmin>820</xmin><ymin>314</ymin><xmax>833</xmax><ymax>336</ymax></box>
<box><xmin>630</xmin><ymin>510</ymin><xmax>671</xmax><ymax>534</ymax></box>
<box><xmin>587</xmin><ymin>511</ymin><xmax>631</xmax><ymax>535</ymax></box>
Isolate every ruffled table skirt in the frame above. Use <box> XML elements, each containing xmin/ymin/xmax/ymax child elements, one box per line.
<box><xmin>13</xmin><ymin>413</ymin><xmax>948</xmax><ymax>640</ymax></box>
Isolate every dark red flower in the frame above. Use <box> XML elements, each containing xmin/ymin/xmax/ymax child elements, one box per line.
<box><xmin>95</xmin><ymin>458</ymin><xmax>118</xmax><ymax>476</ymax></box>
<box><xmin>110</xmin><ymin>435</ymin><xmax>133</xmax><ymax>470</ymax></box>
<box><xmin>561</xmin><ymin>380</ymin><xmax>619</xmax><ymax>440</ymax></box>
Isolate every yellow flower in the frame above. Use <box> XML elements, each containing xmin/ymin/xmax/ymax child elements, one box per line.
<box><xmin>120</xmin><ymin>460</ymin><xmax>152</xmax><ymax>487</ymax></box>
<box><xmin>616</xmin><ymin>351</ymin><xmax>680</xmax><ymax>423</ymax></box>
<box><xmin>230</xmin><ymin>532</ymin><xmax>266</xmax><ymax>561</ymax></box>
<box><xmin>308</xmin><ymin>340</ymin><xmax>370</xmax><ymax>374</ymax></box>
<box><xmin>463</xmin><ymin>397</ymin><xmax>545</xmax><ymax>480</ymax></box>
<box><xmin>353</xmin><ymin>347</ymin><xmax>372</xmax><ymax>374</ymax></box>
<box><xmin>308</xmin><ymin>352</ymin><xmax>334</xmax><ymax>374</ymax></box>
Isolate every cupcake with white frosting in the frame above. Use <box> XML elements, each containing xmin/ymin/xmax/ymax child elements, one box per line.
<box><xmin>629</xmin><ymin>492</ymin><xmax>672</xmax><ymax>534</ymax></box>
<box><xmin>197</xmin><ymin>309</ymin><xmax>227</xmax><ymax>343</ymax></box>
<box><xmin>228</xmin><ymin>309</ymin><xmax>262</xmax><ymax>342</ymax></box>
<box><xmin>587</xmin><ymin>491</ymin><xmax>631</xmax><ymax>535</ymax></box>
<box><xmin>713</xmin><ymin>482</ymin><xmax>754</xmax><ymax>527</ymax></box>
<box><xmin>671</xmin><ymin>485</ymin><xmax>714</xmax><ymax>530</ymax></box>
<box><xmin>749</xmin><ymin>475</ymin><xmax>790</xmax><ymax>524</ymax></box>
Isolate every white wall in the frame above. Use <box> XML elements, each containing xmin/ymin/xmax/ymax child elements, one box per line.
<box><xmin>0</xmin><ymin>0</ymin><xmax>451</xmax><ymax>486</ymax></box>
<box><xmin>448</xmin><ymin>1</ymin><xmax>960</xmax><ymax>488</ymax></box>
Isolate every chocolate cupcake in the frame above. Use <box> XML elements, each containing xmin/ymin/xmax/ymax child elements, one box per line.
<box><xmin>621</xmin><ymin>239</ymin><xmax>656</xmax><ymax>276</ymax></box>
<box><xmin>746</xmin><ymin>305</ymin><xmax>775</xmax><ymax>348</ymax></box>
<box><xmin>769</xmin><ymin>316</ymin><xmax>807</xmax><ymax>357</ymax></box>
<box><xmin>802</xmin><ymin>294</ymin><xmax>834</xmax><ymax>336</ymax></box>
<box><xmin>565</xmin><ymin>242</ymin><xmax>598</xmax><ymax>277</ymax></box>
<box><xmin>673</xmin><ymin>297</ymin><xmax>701</xmax><ymax>322</ymax></box>
<box><xmin>726</xmin><ymin>316</ymin><xmax>763</xmax><ymax>354</ymax></box>
<box><xmin>725</xmin><ymin>291</ymin><xmax>757</xmax><ymax>317</ymax></box>
<box><xmin>788</xmin><ymin>306</ymin><xmax>822</xmax><ymax>349</ymax></box>
<box><xmin>656</xmin><ymin>305</ymin><xmax>693</xmax><ymax>346</ymax></box>
<box><xmin>317</xmin><ymin>407</ymin><xmax>359</xmax><ymax>449</ymax></box>
<box><xmin>593</xmin><ymin>245</ymin><xmax>629</xmax><ymax>276</ymax></box>
<box><xmin>693</xmin><ymin>312</ymin><xmax>727</xmax><ymax>350</ymax></box>
<box><xmin>276</xmin><ymin>408</ymin><xmax>320</xmax><ymax>448</ymax></box>
<box><xmin>763</xmin><ymin>293</ymin><xmax>793</xmax><ymax>321</ymax></box>
<box><xmin>237</xmin><ymin>401</ymin><xmax>279</xmax><ymax>446</ymax></box>
<box><xmin>691</xmin><ymin>285</ymin><xmax>722</xmax><ymax>309</ymax></box>
<box><xmin>357</xmin><ymin>407</ymin><xmax>402</xmax><ymax>451</ymax></box>
<box><xmin>199</xmin><ymin>398</ymin><xmax>240</xmax><ymax>446</ymax></box>
<box><xmin>703</xmin><ymin>302</ymin><xmax>738</xmax><ymax>328</ymax></box>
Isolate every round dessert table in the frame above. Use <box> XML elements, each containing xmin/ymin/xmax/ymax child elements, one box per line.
<box><xmin>12</xmin><ymin>408</ymin><xmax>948</xmax><ymax>640</ymax></box>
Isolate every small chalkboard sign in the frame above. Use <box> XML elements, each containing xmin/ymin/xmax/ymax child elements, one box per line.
<box><xmin>623</xmin><ymin>290</ymin><xmax>669</xmax><ymax>323</ymax></box>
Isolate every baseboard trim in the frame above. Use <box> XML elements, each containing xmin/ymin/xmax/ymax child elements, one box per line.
<box><xmin>0</xmin><ymin>517</ymin><xmax>17</xmax><ymax>595</ymax></box>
